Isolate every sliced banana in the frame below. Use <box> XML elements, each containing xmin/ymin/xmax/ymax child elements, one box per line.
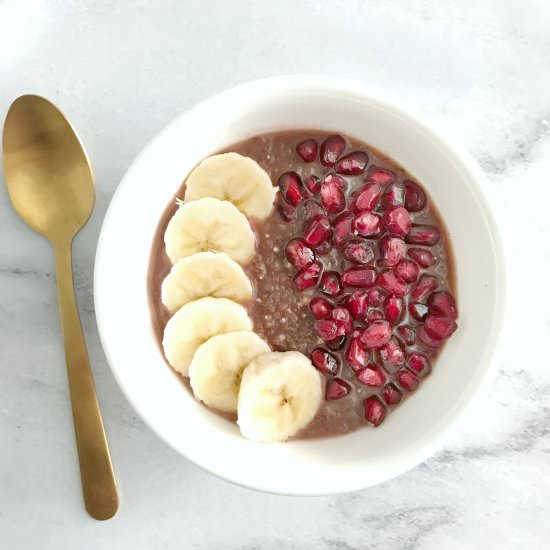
<box><xmin>185</xmin><ymin>152</ymin><xmax>276</xmax><ymax>220</ymax></box>
<box><xmin>189</xmin><ymin>331</ymin><xmax>270</xmax><ymax>413</ymax></box>
<box><xmin>164</xmin><ymin>197</ymin><xmax>255</xmax><ymax>265</ymax></box>
<box><xmin>237</xmin><ymin>351</ymin><xmax>323</xmax><ymax>443</ymax></box>
<box><xmin>161</xmin><ymin>252</ymin><xmax>253</xmax><ymax>314</ymax></box>
<box><xmin>162</xmin><ymin>297</ymin><xmax>252</xmax><ymax>376</ymax></box>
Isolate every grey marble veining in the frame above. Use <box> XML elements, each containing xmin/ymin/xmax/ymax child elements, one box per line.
<box><xmin>1</xmin><ymin>0</ymin><xmax>549</xmax><ymax>548</ymax></box>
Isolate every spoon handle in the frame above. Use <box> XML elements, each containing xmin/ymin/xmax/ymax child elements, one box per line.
<box><xmin>54</xmin><ymin>241</ymin><xmax>119</xmax><ymax>520</ymax></box>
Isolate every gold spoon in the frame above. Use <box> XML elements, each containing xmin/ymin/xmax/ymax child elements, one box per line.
<box><xmin>2</xmin><ymin>95</ymin><xmax>118</xmax><ymax>520</ymax></box>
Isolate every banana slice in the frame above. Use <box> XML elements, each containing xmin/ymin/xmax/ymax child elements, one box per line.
<box><xmin>162</xmin><ymin>297</ymin><xmax>252</xmax><ymax>376</ymax></box>
<box><xmin>189</xmin><ymin>331</ymin><xmax>270</xmax><ymax>413</ymax></box>
<box><xmin>237</xmin><ymin>351</ymin><xmax>323</xmax><ymax>443</ymax></box>
<box><xmin>164</xmin><ymin>197</ymin><xmax>255</xmax><ymax>265</ymax></box>
<box><xmin>161</xmin><ymin>252</ymin><xmax>253</xmax><ymax>313</ymax></box>
<box><xmin>185</xmin><ymin>153</ymin><xmax>276</xmax><ymax>220</ymax></box>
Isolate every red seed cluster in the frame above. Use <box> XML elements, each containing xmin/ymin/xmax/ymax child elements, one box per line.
<box><xmin>274</xmin><ymin>134</ymin><xmax>458</xmax><ymax>426</ymax></box>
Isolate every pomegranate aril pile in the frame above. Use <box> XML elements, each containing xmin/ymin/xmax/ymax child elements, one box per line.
<box><xmin>273</xmin><ymin>132</ymin><xmax>458</xmax><ymax>429</ymax></box>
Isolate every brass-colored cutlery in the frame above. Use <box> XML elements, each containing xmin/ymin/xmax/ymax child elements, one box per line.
<box><xmin>2</xmin><ymin>95</ymin><xmax>118</xmax><ymax>520</ymax></box>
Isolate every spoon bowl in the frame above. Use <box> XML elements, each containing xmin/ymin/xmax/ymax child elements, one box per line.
<box><xmin>3</xmin><ymin>95</ymin><xmax>94</xmax><ymax>243</ymax></box>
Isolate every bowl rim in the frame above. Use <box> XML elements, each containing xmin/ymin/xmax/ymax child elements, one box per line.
<box><xmin>94</xmin><ymin>75</ymin><xmax>506</xmax><ymax>495</ymax></box>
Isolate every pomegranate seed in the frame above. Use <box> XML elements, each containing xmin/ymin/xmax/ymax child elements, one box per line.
<box><xmin>427</xmin><ymin>291</ymin><xmax>458</xmax><ymax>319</ymax></box>
<box><xmin>384</xmin><ymin>295</ymin><xmax>404</xmax><ymax>324</ymax></box>
<box><xmin>394</xmin><ymin>259</ymin><xmax>419</xmax><ymax>283</ymax></box>
<box><xmin>278</xmin><ymin>171</ymin><xmax>305</xmax><ymax>206</ymax></box>
<box><xmin>411</xmin><ymin>274</ymin><xmax>438</xmax><ymax>301</ymax></box>
<box><xmin>303</xmin><ymin>214</ymin><xmax>332</xmax><ymax>247</ymax></box>
<box><xmin>367</xmin><ymin>309</ymin><xmax>385</xmax><ymax>323</ymax></box>
<box><xmin>346</xmin><ymin>290</ymin><xmax>369</xmax><ymax>320</ymax></box>
<box><xmin>424</xmin><ymin>315</ymin><xmax>458</xmax><ymax>341</ymax></box>
<box><xmin>408</xmin><ymin>247</ymin><xmax>435</xmax><ymax>267</ymax></box>
<box><xmin>326</xmin><ymin>378</ymin><xmax>351</xmax><ymax>400</ymax></box>
<box><xmin>331</xmin><ymin>306</ymin><xmax>353</xmax><ymax>336</ymax></box>
<box><xmin>277</xmin><ymin>201</ymin><xmax>295</xmax><ymax>222</ymax></box>
<box><xmin>315</xmin><ymin>319</ymin><xmax>338</xmax><ymax>341</ymax></box>
<box><xmin>320</xmin><ymin>175</ymin><xmax>347</xmax><ymax>213</ymax></box>
<box><xmin>379</xmin><ymin>236</ymin><xmax>406</xmax><ymax>267</ymax></box>
<box><xmin>406</xmin><ymin>225</ymin><xmax>441</xmax><ymax>246</ymax></box>
<box><xmin>383</xmin><ymin>206</ymin><xmax>412</xmax><ymax>237</ymax></box>
<box><xmin>377</xmin><ymin>271</ymin><xmax>407</xmax><ymax>296</ymax></box>
<box><xmin>379</xmin><ymin>339</ymin><xmax>405</xmax><ymax>368</ymax></box>
<box><xmin>344</xmin><ymin>240</ymin><xmax>375</xmax><ymax>264</ymax></box>
<box><xmin>397</xmin><ymin>369</ymin><xmax>419</xmax><ymax>392</ymax></box>
<box><xmin>331</xmin><ymin>305</ymin><xmax>351</xmax><ymax>321</ymax></box>
<box><xmin>333</xmin><ymin>212</ymin><xmax>354</xmax><ymax>244</ymax></box>
<box><xmin>327</xmin><ymin>173</ymin><xmax>346</xmax><ymax>190</ymax></box>
<box><xmin>417</xmin><ymin>326</ymin><xmax>442</xmax><ymax>348</ymax></box>
<box><xmin>304</xmin><ymin>175</ymin><xmax>322</xmax><ymax>195</ymax></box>
<box><xmin>353</xmin><ymin>212</ymin><xmax>381</xmax><ymax>237</ymax></box>
<box><xmin>311</xmin><ymin>348</ymin><xmax>339</xmax><ymax>375</ymax></box>
<box><xmin>303</xmin><ymin>200</ymin><xmax>325</xmax><ymax>220</ymax></box>
<box><xmin>357</xmin><ymin>363</ymin><xmax>386</xmax><ymax>387</ymax></box>
<box><xmin>351</xmin><ymin>182</ymin><xmax>382</xmax><ymax>213</ymax></box>
<box><xmin>293</xmin><ymin>260</ymin><xmax>322</xmax><ymax>291</ymax></box>
<box><xmin>335</xmin><ymin>151</ymin><xmax>368</xmax><ymax>175</ymax></box>
<box><xmin>346</xmin><ymin>336</ymin><xmax>369</xmax><ymax>370</ymax></box>
<box><xmin>397</xmin><ymin>324</ymin><xmax>416</xmax><ymax>346</ymax></box>
<box><xmin>409</xmin><ymin>302</ymin><xmax>429</xmax><ymax>321</ymax></box>
<box><xmin>383</xmin><ymin>384</ymin><xmax>402</xmax><ymax>405</ymax></box>
<box><xmin>382</xmin><ymin>182</ymin><xmax>406</xmax><ymax>208</ymax></box>
<box><xmin>319</xmin><ymin>271</ymin><xmax>342</xmax><ymax>297</ymax></box>
<box><xmin>320</xmin><ymin>134</ymin><xmax>346</xmax><ymax>166</ymax></box>
<box><xmin>360</xmin><ymin>320</ymin><xmax>392</xmax><ymax>349</ymax></box>
<box><xmin>364</xmin><ymin>396</ymin><xmax>386</xmax><ymax>426</ymax></box>
<box><xmin>285</xmin><ymin>238</ymin><xmax>315</xmax><ymax>269</ymax></box>
<box><xmin>327</xmin><ymin>335</ymin><xmax>347</xmax><ymax>351</ymax></box>
<box><xmin>309</xmin><ymin>296</ymin><xmax>333</xmax><ymax>319</ymax></box>
<box><xmin>366</xmin><ymin>287</ymin><xmax>387</xmax><ymax>307</ymax></box>
<box><xmin>342</xmin><ymin>267</ymin><xmax>377</xmax><ymax>288</ymax></box>
<box><xmin>407</xmin><ymin>352</ymin><xmax>430</xmax><ymax>376</ymax></box>
<box><xmin>296</xmin><ymin>138</ymin><xmax>318</xmax><ymax>163</ymax></box>
<box><xmin>404</xmin><ymin>180</ymin><xmax>427</xmax><ymax>212</ymax></box>
<box><xmin>367</xmin><ymin>167</ymin><xmax>395</xmax><ymax>185</ymax></box>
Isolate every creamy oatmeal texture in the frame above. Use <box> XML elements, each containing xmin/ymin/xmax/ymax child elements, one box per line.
<box><xmin>148</xmin><ymin>131</ymin><xmax>457</xmax><ymax>438</ymax></box>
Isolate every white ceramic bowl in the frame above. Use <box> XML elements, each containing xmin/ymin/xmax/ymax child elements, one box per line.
<box><xmin>95</xmin><ymin>76</ymin><xmax>505</xmax><ymax>495</ymax></box>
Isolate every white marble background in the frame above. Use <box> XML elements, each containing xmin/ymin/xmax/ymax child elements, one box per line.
<box><xmin>1</xmin><ymin>0</ymin><xmax>549</xmax><ymax>548</ymax></box>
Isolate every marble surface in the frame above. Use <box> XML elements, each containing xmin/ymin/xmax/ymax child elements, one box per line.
<box><xmin>1</xmin><ymin>0</ymin><xmax>549</xmax><ymax>548</ymax></box>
